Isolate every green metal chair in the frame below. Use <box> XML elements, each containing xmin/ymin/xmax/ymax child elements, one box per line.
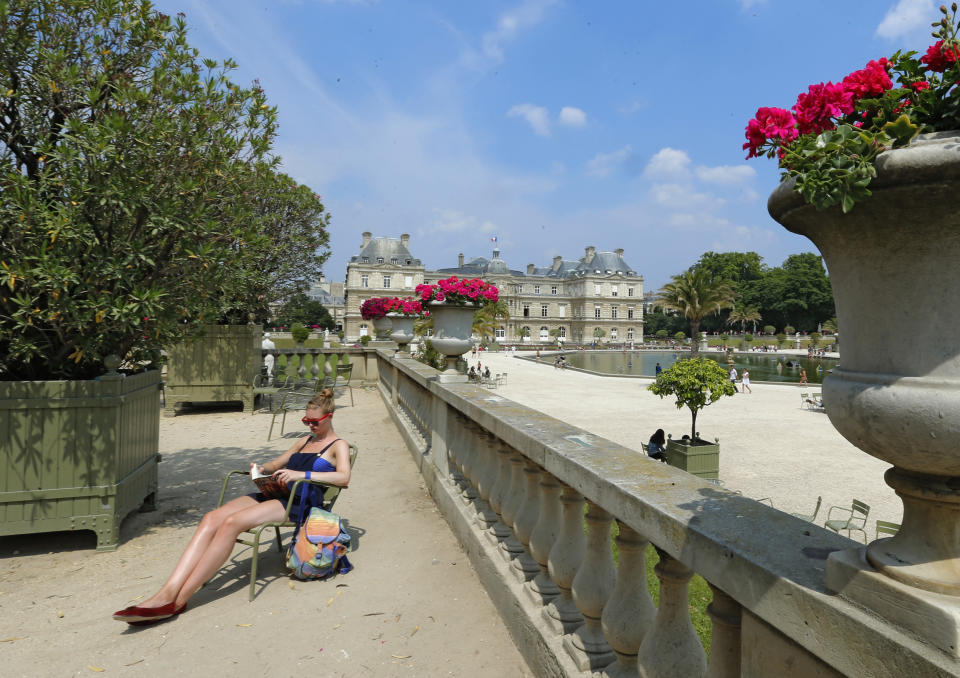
<box><xmin>267</xmin><ymin>388</ymin><xmax>317</xmax><ymax>440</ymax></box>
<box><xmin>334</xmin><ymin>362</ymin><xmax>355</xmax><ymax>407</ymax></box>
<box><xmin>790</xmin><ymin>495</ymin><xmax>822</xmax><ymax>522</ymax></box>
<box><xmin>252</xmin><ymin>374</ymin><xmax>281</xmax><ymax>413</ymax></box>
<box><xmin>216</xmin><ymin>443</ymin><xmax>358</xmax><ymax>601</ymax></box>
<box><xmin>876</xmin><ymin>520</ymin><xmax>901</xmax><ymax>540</ymax></box>
<box><xmin>825</xmin><ymin>499</ymin><xmax>870</xmax><ymax>542</ymax></box>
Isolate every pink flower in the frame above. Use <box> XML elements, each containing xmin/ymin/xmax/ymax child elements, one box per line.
<box><xmin>841</xmin><ymin>59</ymin><xmax>893</xmax><ymax>100</ymax></box>
<box><xmin>792</xmin><ymin>81</ymin><xmax>854</xmax><ymax>135</ymax></box>
<box><xmin>921</xmin><ymin>40</ymin><xmax>960</xmax><ymax>72</ymax></box>
<box><xmin>742</xmin><ymin>107</ymin><xmax>798</xmax><ymax>158</ymax></box>
<box><xmin>909</xmin><ymin>80</ymin><xmax>931</xmax><ymax>91</ymax></box>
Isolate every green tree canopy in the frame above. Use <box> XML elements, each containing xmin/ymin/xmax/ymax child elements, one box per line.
<box><xmin>648</xmin><ymin>357</ymin><xmax>736</xmax><ymax>439</ymax></box>
<box><xmin>0</xmin><ymin>1</ymin><xmax>330</xmax><ymax>380</ymax></box>
<box><xmin>742</xmin><ymin>253</ymin><xmax>834</xmax><ymax>331</ymax></box>
<box><xmin>655</xmin><ymin>269</ymin><xmax>735</xmax><ymax>356</ymax></box>
<box><xmin>274</xmin><ymin>293</ymin><xmax>335</xmax><ymax>330</ymax></box>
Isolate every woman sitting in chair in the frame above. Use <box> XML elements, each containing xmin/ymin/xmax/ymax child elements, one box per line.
<box><xmin>647</xmin><ymin>428</ymin><xmax>667</xmax><ymax>462</ymax></box>
<box><xmin>113</xmin><ymin>389</ymin><xmax>351</xmax><ymax>625</ymax></box>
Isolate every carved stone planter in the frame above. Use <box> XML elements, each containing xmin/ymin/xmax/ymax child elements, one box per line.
<box><xmin>769</xmin><ymin>130</ymin><xmax>960</xmax><ymax>651</ymax></box>
<box><xmin>429</xmin><ymin>302</ymin><xmax>475</xmax><ymax>381</ymax></box>
<box><xmin>388</xmin><ymin>314</ymin><xmax>415</xmax><ymax>353</ymax></box>
<box><xmin>371</xmin><ymin>316</ymin><xmax>393</xmax><ymax>340</ymax></box>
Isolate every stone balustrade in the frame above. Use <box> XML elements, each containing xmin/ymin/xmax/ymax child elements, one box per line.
<box><xmin>259</xmin><ymin>347</ymin><xmax>374</xmax><ymax>386</ymax></box>
<box><xmin>371</xmin><ymin>348</ymin><xmax>959</xmax><ymax>677</ymax></box>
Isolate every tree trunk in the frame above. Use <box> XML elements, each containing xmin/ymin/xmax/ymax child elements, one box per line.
<box><xmin>690</xmin><ymin>409</ymin><xmax>698</xmax><ymax>441</ymax></box>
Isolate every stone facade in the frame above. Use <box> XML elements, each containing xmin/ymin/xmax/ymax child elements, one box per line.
<box><xmin>343</xmin><ymin>232</ymin><xmax>425</xmax><ymax>340</ymax></box>
<box><xmin>343</xmin><ymin>233</ymin><xmax>644</xmax><ymax>344</ymax></box>
<box><xmin>305</xmin><ymin>274</ymin><xmax>346</xmax><ymax>332</ymax></box>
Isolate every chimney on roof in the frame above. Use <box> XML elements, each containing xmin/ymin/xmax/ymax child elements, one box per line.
<box><xmin>458</xmin><ymin>253</ymin><xmax>464</xmax><ymax>267</ymax></box>
<box><xmin>553</xmin><ymin>255</ymin><xmax>562</xmax><ymax>271</ymax></box>
<box><xmin>400</xmin><ymin>233</ymin><xmax>410</xmax><ymax>248</ymax></box>
<box><xmin>585</xmin><ymin>246</ymin><xmax>596</xmax><ymax>263</ymax></box>
<box><xmin>527</xmin><ymin>263</ymin><xmax>535</xmax><ymax>275</ymax></box>
<box><xmin>361</xmin><ymin>231</ymin><xmax>372</xmax><ymax>248</ymax></box>
<box><xmin>614</xmin><ymin>248</ymin><xmax>624</xmax><ymax>258</ymax></box>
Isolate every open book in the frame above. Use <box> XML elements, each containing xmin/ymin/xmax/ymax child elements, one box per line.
<box><xmin>250</xmin><ymin>464</ymin><xmax>288</xmax><ymax>499</ymax></box>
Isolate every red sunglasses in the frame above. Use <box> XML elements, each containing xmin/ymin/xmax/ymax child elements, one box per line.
<box><xmin>302</xmin><ymin>413</ymin><xmax>333</xmax><ymax>426</ymax></box>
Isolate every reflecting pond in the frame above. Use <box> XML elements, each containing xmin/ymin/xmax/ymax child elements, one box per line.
<box><xmin>551</xmin><ymin>350</ymin><xmax>838</xmax><ymax>384</ymax></box>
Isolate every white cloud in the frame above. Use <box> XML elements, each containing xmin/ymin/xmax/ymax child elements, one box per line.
<box><xmin>482</xmin><ymin>0</ymin><xmax>559</xmax><ymax>62</ymax></box>
<box><xmin>650</xmin><ymin>183</ymin><xmax>726</xmax><ymax>210</ymax></box>
<box><xmin>558</xmin><ymin>106</ymin><xmax>587</xmax><ymax>127</ymax></box>
<box><xmin>876</xmin><ymin>0</ymin><xmax>936</xmax><ymax>39</ymax></box>
<box><xmin>587</xmin><ymin>145</ymin><xmax>633</xmax><ymax>178</ymax></box>
<box><xmin>644</xmin><ymin>148</ymin><xmax>692</xmax><ymax>178</ymax></box>
<box><xmin>695</xmin><ymin>164</ymin><xmax>757</xmax><ymax>184</ymax></box>
<box><xmin>507</xmin><ymin>103</ymin><xmax>551</xmax><ymax>136</ymax></box>
<box><xmin>618</xmin><ymin>100</ymin><xmax>649</xmax><ymax>114</ymax></box>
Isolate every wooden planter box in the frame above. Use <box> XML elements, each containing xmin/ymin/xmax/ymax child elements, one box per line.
<box><xmin>164</xmin><ymin>324</ymin><xmax>261</xmax><ymax>415</ymax></box>
<box><xmin>666</xmin><ymin>437</ymin><xmax>719</xmax><ymax>480</ymax></box>
<box><xmin>0</xmin><ymin>370</ymin><xmax>161</xmax><ymax>551</ymax></box>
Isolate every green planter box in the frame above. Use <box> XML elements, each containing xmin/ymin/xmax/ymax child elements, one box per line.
<box><xmin>0</xmin><ymin>370</ymin><xmax>161</xmax><ymax>551</ymax></box>
<box><xmin>165</xmin><ymin>324</ymin><xmax>261</xmax><ymax>415</ymax></box>
<box><xmin>666</xmin><ymin>438</ymin><xmax>719</xmax><ymax>480</ymax></box>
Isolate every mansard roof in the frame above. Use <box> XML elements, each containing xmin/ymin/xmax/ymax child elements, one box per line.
<box><xmin>349</xmin><ymin>237</ymin><xmax>421</xmax><ymax>266</ymax></box>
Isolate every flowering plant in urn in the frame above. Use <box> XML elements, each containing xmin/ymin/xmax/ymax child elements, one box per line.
<box><xmin>415</xmin><ymin>276</ymin><xmax>499</xmax><ymax>307</ymax></box>
<box><xmin>745</xmin><ymin>4</ymin><xmax>960</xmax><ymax>212</ymax></box>
<box><xmin>359</xmin><ymin>297</ymin><xmax>392</xmax><ymax>320</ymax></box>
<box><xmin>385</xmin><ymin>297</ymin><xmax>423</xmax><ymax>317</ymax></box>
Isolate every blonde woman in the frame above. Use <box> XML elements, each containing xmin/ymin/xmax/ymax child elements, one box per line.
<box><xmin>113</xmin><ymin>389</ymin><xmax>351</xmax><ymax>625</ymax></box>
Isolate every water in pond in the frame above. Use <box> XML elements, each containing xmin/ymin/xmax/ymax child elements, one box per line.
<box><xmin>553</xmin><ymin>350</ymin><xmax>837</xmax><ymax>384</ymax></box>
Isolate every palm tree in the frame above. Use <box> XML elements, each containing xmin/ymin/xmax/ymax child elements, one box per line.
<box><xmin>727</xmin><ymin>304</ymin><xmax>761</xmax><ymax>336</ymax></box>
<box><xmin>472</xmin><ymin>300</ymin><xmax>509</xmax><ymax>343</ymax></box>
<box><xmin>655</xmin><ymin>270</ymin><xmax>735</xmax><ymax>356</ymax></box>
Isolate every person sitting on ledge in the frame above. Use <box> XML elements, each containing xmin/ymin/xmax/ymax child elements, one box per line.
<box><xmin>112</xmin><ymin>389</ymin><xmax>351</xmax><ymax>625</ymax></box>
<box><xmin>647</xmin><ymin>429</ymin><xmax>667</xmax><ymax>462</ymax></box>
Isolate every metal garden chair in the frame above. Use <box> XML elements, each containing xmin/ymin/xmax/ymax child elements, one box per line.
<box><xmin>333</xmin><ymin>363</ymin><xmax>355</xmax><ymax>407</ymax></box>
<box><xmin>825</xmin><ymin>499</ymin><xmax>870</xmax><ymax>542</ymax></box>
<box><xmin>790</xmin><ymin>495</ymin><xmax>822</xmax><ymax>522</ymax></box>
<box><xmin>876</xmin><ymin>520</ymin><xmax>901</xmax><ymax>540</ymax></box>
<box><xmin>216</xmin><ymin>443</ymin><xmax>358</xmax><ymax>601</ymax></box>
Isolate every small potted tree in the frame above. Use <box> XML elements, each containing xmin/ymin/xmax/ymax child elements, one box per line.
<box><xmin>648</xmin><ymin>357</ymin><xmax>736</xmax><ymax>479</ymax></box>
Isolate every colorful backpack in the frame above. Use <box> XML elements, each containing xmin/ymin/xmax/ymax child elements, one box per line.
<box><xmin>286</xmin><ymin>483</ymin><xmax>353</xmax><ymax>580</ymax></box>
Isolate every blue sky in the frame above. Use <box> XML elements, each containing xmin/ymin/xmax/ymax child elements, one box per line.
<box><xmin>155</xmin><ymin>0</ymin><xmax>941</xmax><ymax>291</ymax></box>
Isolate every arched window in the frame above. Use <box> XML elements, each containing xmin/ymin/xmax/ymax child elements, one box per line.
<box><xmin>627</xmin><ymin>328</ymin><xmax>634</xmax><ymax>341</ymax></box>
<box><xmin>539</xmin><ymin>326</ymin><xmax>549</xmax><ymax>341</ymax></box>
<box><xmin>611</xmin><ymin>328</ymin><xmax>618</xmax><ymax>340</ymax></box>
<box><xmin>359</xmin><ymin>324</ymin><xmax>368</xmax><ymax>337</ymax></box>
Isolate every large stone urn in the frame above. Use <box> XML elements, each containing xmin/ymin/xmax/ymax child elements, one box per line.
<box><xmin>388</xmin><ymin>313</ymin><xmax>416</xmax><ymax>353</ymax></box>
<box><xmin>429</xmin><ymin>302</ymin><xmax>475</xmax><ymax>381</ymax></box>
<box><xmin>371</xmin><ymin>316</ymin><xmax>393</xmax><ymax>340</ymax></box>
<box><xmin>769</xmin><ymin>130</ymin><xmax>960</xmax><ymax>649</ymax></box>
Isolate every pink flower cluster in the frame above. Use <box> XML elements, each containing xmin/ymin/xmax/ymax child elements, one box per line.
<box><xmin>921</xmin><ymin>40</ymin><xmax>960</xmax><ymax>72</ymax></box>
<box><xmin>415</xmin><ymin>276</ymin><xmax>499</xmax><ymax>307</ymax></box>
<box><xmin>361</xmin><ymin>297</ymin><xmax>424</xmax><ymax>319</ymax></box>
<box><xmin>743</xmin><ymin>59</ymin><xmax>895</xmax><ymax>157</ymax></box>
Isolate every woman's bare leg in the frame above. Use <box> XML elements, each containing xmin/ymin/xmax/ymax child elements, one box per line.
<box><xmin>172</xmin><ymin>499</ymin><xmax>287</xmax><ymax>607</ymax></box>
<box><xmin>139</xmin><ymin>496</ymin><xmax>269</xmax><ymax>608</ymax></box>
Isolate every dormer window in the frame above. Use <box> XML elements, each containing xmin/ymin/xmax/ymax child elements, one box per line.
<box><xmin>361</xmin><ymin>257</ymin><xmax>369</xmax><ymax>263</ymax></box>
<box><xmin>377</xmin><ymin>257</ymin><xmax>384</xmax><ymax>264</ymax></box>
<box><xmin>406</xmin><ymin>259</ymin><xmax>412</xmax><ymax>265</ymax></box>
<box><xmin>391</xmin><ymin>258</ymin><xmax>399</xmax><ymax>265</ymax></box>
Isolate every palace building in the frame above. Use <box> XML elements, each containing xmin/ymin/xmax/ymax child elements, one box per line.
<box><xmin>343</xmin><ymin>232</ymin><xmax>644</xmax><ymax>344</ymax></box>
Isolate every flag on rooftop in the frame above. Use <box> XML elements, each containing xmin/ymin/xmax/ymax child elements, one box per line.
<box><xmin>490</xmin><ymin>236</ymin><xmax>498</xmax><ymax>243</ymax></box>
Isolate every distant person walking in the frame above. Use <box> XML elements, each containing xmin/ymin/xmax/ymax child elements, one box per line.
<box><xmin>655</xmin><ymin>362</ymin><xmax>662</xmax><ymax>377</ymax></box>
<box><xmin>741</xmin><ymin>370</ymin><xmax>752</xmax><ymax>394</ymax></box>
<box><xmin>729</xmin><ymin>366</ymin><xmax>739</xmax><ymax>393</ymax></box>
<box><xmin>799</xmin><ymin>367</ymin><xmax>808</xmax><ymax>385</ymax></box>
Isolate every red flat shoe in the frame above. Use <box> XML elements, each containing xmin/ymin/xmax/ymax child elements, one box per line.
<box><xmin>113</xmin><ymin>600</ymin><xmax>186</xmax><ymax>624</ymax></box>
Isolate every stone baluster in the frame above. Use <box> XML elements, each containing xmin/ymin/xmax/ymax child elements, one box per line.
<box><xmin>460</xmin><ymin>421</ymin><xmax>480</xmax><ymax>502</ymax></box>
<box><xmin>487</xmin><ymin>442</ymin><xmax>514</xmax><ymax>543</ymax></box>
<box><xmin>309</xmin><ymin>352</ymin><xmax>320</xmax><ymax>380</ymax></box>
<box><xmin>565</xmin><ymin>501</ymin><xmax>616</xmax><ymax>671</ymax></box>
<box><xmin>544</xmin><ymin>485</ymin><xmax>586</xmax><ymax>634</ymax></box>
<box><xmin>706</xmin><ymin>584</ymin><xmax>742</xmax><ymax>678</ymax></box>
<box><xmin>600</xmin><ymin>522</ymin><xmax>656</xmax><ymax>678</ymax></box>
<box><xmin>448</xmin><ymin>413</ymin><xmax>469</xmax><ymax>493</ymax></box>
<box><xmin>472</xmin><ymin>429</ymin><xmax>500</xmax><ymax>531</ymax></box>
<box><xmin>296</xmin><ymin>351</ymin><xmax>307</xmax><ymax>380</ymax></box>
<box><xmin>499</xmin><ymin>450</ymin><xmax>527</xmax><ymax>562</ymax></box>
<box><xmin>510</xmin><ymin>460</ymin><xmax>543</xmax><ymax>582</ymax></box>
<box><xmin>636</xmin><ymin>549</ymin><xmax>707</xmax><ymax>678</ymax></box>
<box><xmin>525</xmin><ymin>470</ymin><xmax>562</xmax><ymax>605</ymax></box>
